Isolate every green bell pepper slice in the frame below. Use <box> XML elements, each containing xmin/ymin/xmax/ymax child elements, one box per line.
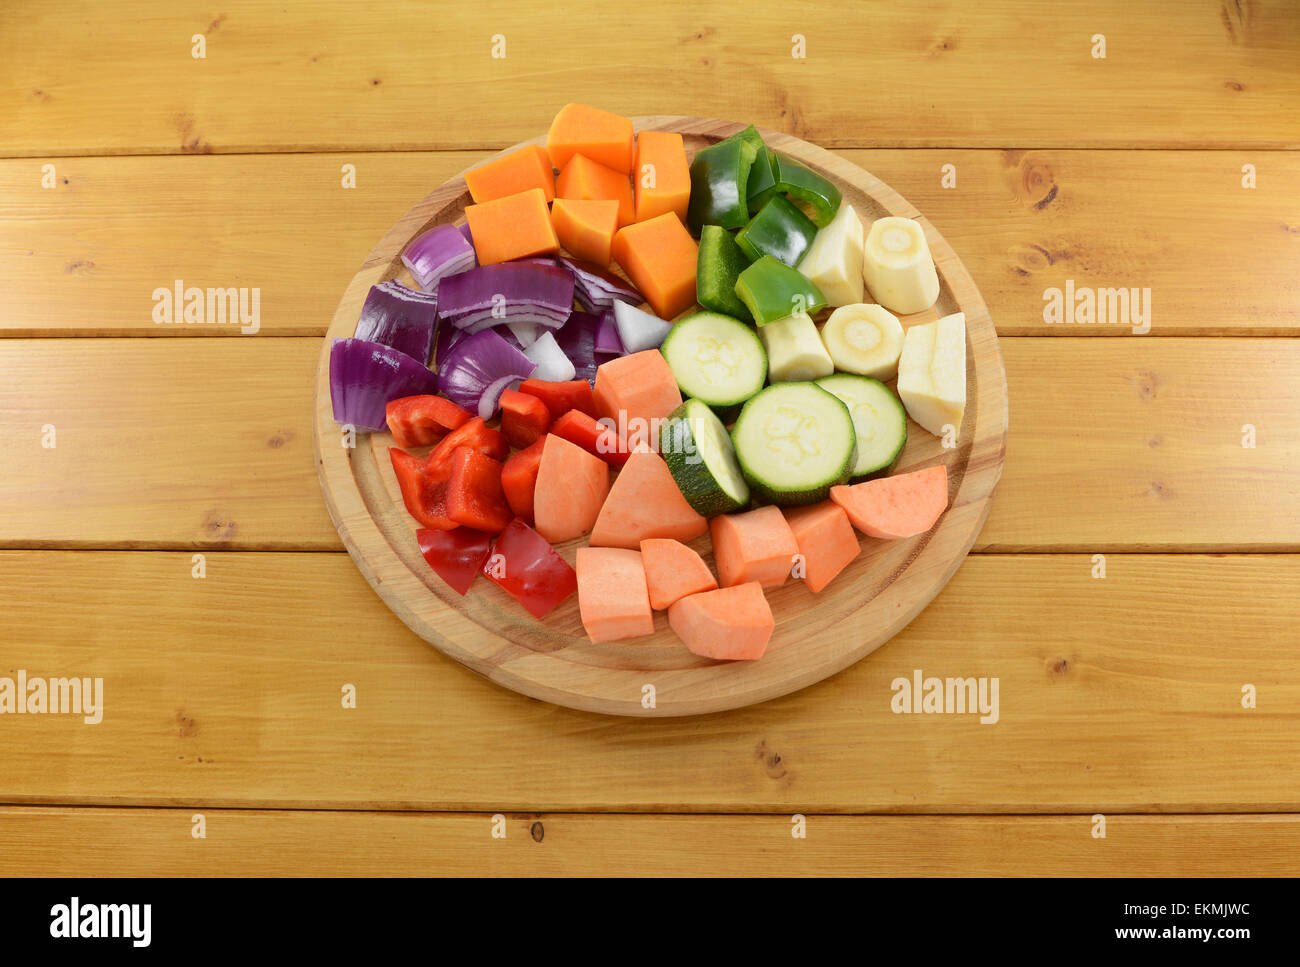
<box><xmin>734</xmin><ymin>255</ymin><xmax>827</xmax><ymax>325</ymax></box>
<box><xmin>745</xmin><ymin>147</ymin><xmax>780</xmax><ymax>214</ymax></box>
<box><xmin>687</xmin><ymin>138</ymin><xmax>761</xmax><ymax>234</ymax></box>
<box><xmin>773</xmin><ymin>154</ymin><xmax>843</xmax><ymax>227</ymax></box>
<box><xmin>696</xmin><ymin>225</ymin><xmax>754</xmax><ymax>322</ymax></box>
<box><xmin>734</xmin><ymin>194</ymin><xmax>818</xmax><ymax>268</ymax></box>
<box><xmin>718</xmin><ymin>124</ymin><xmax>766</xmax><ymax>155</ymax></box>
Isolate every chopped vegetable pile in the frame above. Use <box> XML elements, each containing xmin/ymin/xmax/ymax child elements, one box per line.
<box><xmin>330</xmin><ymin>103</ymin><xmax>965</xmax><ymax>661</ymax></box>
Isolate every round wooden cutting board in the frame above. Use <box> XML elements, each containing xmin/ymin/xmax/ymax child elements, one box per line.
<box><xmin>313</xmin><ymin>116</ymin><xmax>1008</xmax><ymax>717</ymax></box>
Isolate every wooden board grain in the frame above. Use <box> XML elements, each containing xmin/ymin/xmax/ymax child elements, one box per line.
<box><xmin>2</xmin><ymin>1</ymin><xmax>1296</xmax><ymax>156</ymax></box>
<box><xmin>3</xmin><ymin>807</ymin><xmax>1295</xmax><ymax>877</ymax></box>
<box><xmin>2</xmin><ymin>338</ymin><xmax>1295</xmax><ymax>550</ymax></box>
<box><xmin>1</xmin><ymin>551</ymin><xmax>1296</xmax><ymax>813</ymax></box>
<box><xmin>3</xmin><ymin>150</ymin><xmax>1297</xmax><ymax>338</ymax></box>
<box><xmin>314</xmin><ymin>117</ymin><xmax>1006</xmax><ymax>716</ymax></box>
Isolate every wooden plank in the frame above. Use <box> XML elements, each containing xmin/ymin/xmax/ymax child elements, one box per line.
<box><xmin>2</xmin><ymin>807</ymin><xmax>1295</xmax><ymax>876</ymax></box>
<box><xmin>2</xmin><ymin>1</ymin><xmax>1296</xmax><ymax>156</ymax></box>
<box><xmin>0</xmin><ymin>339</ymin><xmax>339</xmax><ymax>549</ymax></box>
<box><xmin>0</xmin><ymin>551</ymin><xmax>1296</xmax><ymax>812</ymax></box>
<box><xmin>0</xmin><ymin>153</ymin><xmax>477</xmax><ymax>337</ymax></box>
<box><xmin>2</xmin><ymin>338</ymin><xmax>1296</xmax><ymax>550</ymax></box>
<box><xmin>2</xmin><ymin>149</ymin><xmax>1297</xmax><ymax>338</ymax></box>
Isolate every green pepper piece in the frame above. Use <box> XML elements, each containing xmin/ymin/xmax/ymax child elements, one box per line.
<box><xmin>734</xmin><ymin>195</ymin><xmax>818</xmax><ymax>268</ymax></box>
<box><xmin>773</xmin><ymin>154</ymin><xmax>843</xmax><ymax>228</ymax></box>
<box><xmin>687</xmin><ymin>139</ymin><xmax>760</xmax><ymax>235</ymax></box>
<box><xmin>717</xmin><ymin>124</ymin><xmax>766</xmax><ymax>156</ymax></box>
<box><xmin>734</xmin><ymin>255</ymin><xmax>827</xmax><ymax>325</ymax></box>
<box><xmin>745</xmin><ymin>148</ymin><xmax>780</xmax><ymax>215</ymax></box>
<box><xmin>696</xmin><ymin>226</ymin><xmax>754</xmax><ymax>322</ymax></box>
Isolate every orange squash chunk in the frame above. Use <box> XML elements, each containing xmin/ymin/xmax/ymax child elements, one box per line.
<box><xmin>633</xmin><ymin>130</ymin><xmax>691</xmax><ymax>223</ymax></box>
<box><xmin>551</xmin><ymin>198</ymin><xmax>620</xmax><ymax>268</ymax></box>
<box><xmin>555</xmin><ymin>154</ymin><xmax>634</xmax><ymax>228</ymax></box>
<box><xmin>464</xmin><ymin>145</ymin><xmax>555</xmax><ymax>204</ymax></box>
<box><xmin>546</xmin><ymin>103</ymin><xmax>635</xmax><ymax>175</ymax></box>
<box><xmin>611</xmin><ymin>213</ymin><xmax>699</xmax><ymax>320</ymax></box>
<box><xmin>464</xmin><ymin>188</ymin><xmax>560</xmax><ymax>265</ymax></box>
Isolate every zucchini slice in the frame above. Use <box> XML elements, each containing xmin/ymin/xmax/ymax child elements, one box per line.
<box><xmin>730</xmin><ymin>382</ymin><xmax>856</xmax><ymax>506</ymax></box>
<box><xmin>816</xmin><ymin>373</ymin><xmax>907</xmax><ymax>481</ymax></box>
<box><xmin>661</xmin><ymin>399</ymin><xmax>750</xmax><ymax>517</ymax></box>
<box><xmin>660</xmin><ymin>311</ymin><xmax>767</xmax><ymax>409</ymax></box>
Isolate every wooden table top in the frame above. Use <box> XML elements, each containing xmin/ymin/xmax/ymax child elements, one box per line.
<box><xmin>1</xmin><ymin>0</ymin><xmax>1297</xmax><ymax>876</ymax></box>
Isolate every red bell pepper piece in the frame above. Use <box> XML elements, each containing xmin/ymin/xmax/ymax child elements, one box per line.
<box><xmin>484</xmin><ymin>518</ymin><xmax>578</xmax><ymax>618</ymax></box>
<box><xmin>425</xmin><ymin>416</ymin><xmax>508</xmax><ymax>473</ymax></box>
<box><xmin>385</xmin><ymin>395</ymin><xmax>473</xmax><ymax>448</ymax></box>
<box><xmin>499</xmin><ymin>388</ymin><xmax>552</xmax><ymax>449</ymax></box>
<box><xmin>417</xmin><ymin>526</ymin><xmax>492</xmax><ymax>595</ymax></box>
<box><xmin>389</xmin><ymin>448</ymin><xmax>456</xmax><ymax>530</ymax></box>
<box><xmin>500</xmin><ymin>435</ymin><xmax>546</xmax><ymax>524</ymax></box>
<box><xmin>517</xmin><ymin>378</ymin><xmax>598</xmax><ymax>421</ymax></box>
<box><xmin>445</xmin><ymin>447</ymin><xmax>512</xmax><ymax>534</ymax></box>
<box><xmin>550</xmin><ymin>408</ymin><xmax>632</xmax><ymax>468</ymax></box>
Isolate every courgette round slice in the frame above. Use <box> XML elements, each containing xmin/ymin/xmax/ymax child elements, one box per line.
<box><xmin>661</xmin><ymin>399</ymin><xmax>750</xmax><ymax>517</ymax></box>
<box><xmin>660</xmin><ymin>311</ymin><xmax>767</xmax><ymax>409</ymax></box>
<box><xmin>730</xmin><ymin>382</ymin><xmax>856</xmax><ymax>506</ymax></box>
<box><xmin>816</xmin><ymin>373</ymin><xmax>907</xmax><ymax>481</ymax></box>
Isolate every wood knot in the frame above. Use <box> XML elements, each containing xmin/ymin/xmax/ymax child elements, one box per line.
<box><xmin>530</xmin><ymin>821</ymin><xmax>544</xmax><ymax>842</ymax></box>
<box><xmin>202</xmin><ymin>510</ymin><xmax>238</xmax><ymax>539</ymax></box>
<box><xmin>928</xmin><ymin>35</ymin><xmax>957</xmax><ymax>56</ymax></box>
<box><xmin>176</xmin><ymin>710</ymin><xmax>199</xmax><ymax>737</ymax></box>
<box><xmin>1012</xmin><ymin>157</ymin><xmax>1058</xmax><ymax>210</ymax></box>
<box><xmin>755</xmin><ymin>741</ymin><xmax>788</xmax><ymax>779</ymax></box>
<box><xmin>1010</xmin><ymin>243</ymin><xmax>1053</xmax><ymax>275</ymax></box>
<box><xmin>1220</xmin><ymin>0</ymin><xmax>1249</xmax><ymax>44</ymax></box>
<box><xmin>1048</xmin><ymin>658</ymin><xmax>1070</xmax><ymax>677</ymax></box>
<box><xmin>1132</xmin><ymin>371</ymin><xmax>1160</xmax><ymax>400</ymax></box>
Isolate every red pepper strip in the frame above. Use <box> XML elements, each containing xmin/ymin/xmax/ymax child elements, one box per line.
<box><xmin>445</xmin><ymin>447</ymin><xmax>512</xmax><ymax>534</ymax></box>
<box><xmin>385</xmin><ymin>394</ymin><xmax>473</xmax><ymax>449</ymax></box>
<box><xmin>500</xmin><ymin>435</ymin><xmax>546</xmax><ymax>524</ymax></box>
<box><xmin>417</xmin><ymin>526</ymin><xmax>492</xmax><ymax>595</ymax></box>
<box><xmin>425</xmin><ymin>416</ymin><xmax>509</xmax><ymax>472</ymax></box>
<box><xmin>550</xmin><ymin>409</ymin><xmax>631</xmax><ymax>468</ymax></box>
<box><xmin>499</xmin><ymin>388</ymin><xmax>552</xmax><ymax>449</ymax></box>
<box><xmin>517</xmin><ymin>378</ymin><xmax>598</xmax><ymax>421</ymax></box>
<box><xmin>484</xmin><ymin>518</ymin><xmax>578</xmax><ymax>618</ymax></box>
<box><xmin>389</xmin><ymin>448</ymin><xmax>456</xmax><ymax>530</ymax></box>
